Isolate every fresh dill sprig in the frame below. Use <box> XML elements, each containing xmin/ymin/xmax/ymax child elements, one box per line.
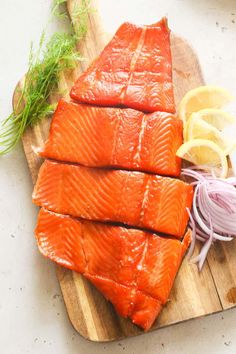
<box><xmin>70</xmin><ymin>0</ymin><xmax>91</xmax><ymax>41</ymax></box>
<box><xmin>52</xmin><ymin>0</ymin><xmax>68</xmax><ymax>20</ymax></box>
<box><xmin>0</xmin><ymin>0</ymin><xmax>90</xmax><ymax>155</ymax></box>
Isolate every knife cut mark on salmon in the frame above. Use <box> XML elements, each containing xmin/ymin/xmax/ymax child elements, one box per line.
<box><xmin>32</xmin><ymin>160</ymin><xmax>193</xmax><ymax>238</ymax></box>
<box><xmin>70</xmin><ymin>18</ymin><xmax>175</xmax><ymax>113</ymax></box>
<box><xmin>119</xmin><ymin>25</ymin><xmax>147</xmax><ymax>103</ymax></box>
<box><xmin>35</xmin><ymin>208</ymin><xmax>191</xmax><ymax>330</ymax></box>
<box><xmin>40</xmin><ymin>100</ymin><xmax>182</xmax><ymax>176</ymax></box>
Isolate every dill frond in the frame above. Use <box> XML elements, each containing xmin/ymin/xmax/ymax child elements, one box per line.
<box><xmin>70</xmin><ymin>0</ymin><xmax>91</xmax><ymax>40</ymax></box>
<box><xmin>0</xmin><ymin>0</ymin><xmax>90</xmax><ymax>155</ymax></box>
<box><xmin>52</xmin><ymin>0</ymin><xmax>68</xmax><ymax>20</ymax></box>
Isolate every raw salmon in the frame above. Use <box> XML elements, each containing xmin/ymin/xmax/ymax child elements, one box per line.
<box><xmin>40</xmin><ymin>100</ymin><xmax>182</xmax><ymax>176</ymax></box>
<box><xmin>70</xmin><ymin>18</ymin><xmax>175</xmax><ymax>113</ymax></box>
<box><xmin>35</xmin><ymin>208</ymin><xmax>191</xmax><ymax>330</ymax></box>
<box><xmin>32</xmin><ymin>160</ymin><xmax>193</xmax><ymax>238</ymax></box>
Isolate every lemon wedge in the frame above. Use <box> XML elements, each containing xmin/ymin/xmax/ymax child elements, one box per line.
<box><xmin>191</xmin><ymin>108</ymin><xmax>236</xmax><ymax>130</ymax></box>
<box><xmin>186</xmin><ymin>113</ymin><xmax>232</xmax><ymax>152</ymax></box>
<box><xmin>176</xmin><ymin>139</ymin><xmax>228</xmax><ymax>178</ymax></box>
<box><xmin>184</xmin><ymin>109</ymin><xmax>236</xmax><ymax>153</ymax></box>
<box><xmin>179</xmin><ymin>86</ymin><xmax>234</xmax><ymax>124</ymax></box>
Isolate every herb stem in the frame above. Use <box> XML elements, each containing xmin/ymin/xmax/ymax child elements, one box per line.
<box><xmin>0</xmin><ymin>0</ymin><xmax>90</xmax><ymax>155</ymax></box>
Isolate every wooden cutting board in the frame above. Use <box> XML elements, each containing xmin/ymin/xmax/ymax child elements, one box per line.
<box><xmin>13</xmin><ymin>0</ymin><xmax>236</xmax><ymax>342</ymax></box>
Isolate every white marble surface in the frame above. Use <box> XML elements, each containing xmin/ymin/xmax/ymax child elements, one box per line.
<box><xmin>0</xmin><ymin>0</ymin><xmax>236</xmax><ymax>353</ymax></box>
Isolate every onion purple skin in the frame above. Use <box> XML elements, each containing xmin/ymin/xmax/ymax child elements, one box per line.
<box><xmin>182</xmin><ymin>168</ymin><xmax>236</xmax><ymax>271</ymax></box>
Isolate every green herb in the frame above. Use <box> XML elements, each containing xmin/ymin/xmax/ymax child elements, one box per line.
<box><xmin>52</xmin><ymin>0</ymin><xmax>69</xmax><ymax>20</ymax></box>
<box><xmin>0</xmin><ymin>0</ymin><xmax>90</xmax><ymax>155</ymax></box>
<box><xmin>69</xmin><ymin>0</ymin><xmax>92</xmax><ymax>41</ymax></box>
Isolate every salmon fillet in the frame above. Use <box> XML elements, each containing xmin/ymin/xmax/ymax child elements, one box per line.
<box><xmin>40</xmin><ymin>100</ymin><xmax>182</xmax><ymax>176</ymax></box>
<box><xmin>70</xmin><ymin>18</ymin><xmax>175</xmax><ymax>113</ymax></box>
<box><xmin>32</xmin><ymin>160</ymin><xmax>193</xmax><ymax>238</ymax></box>
<box><xmin>35</xmin><ymin>208</ymin><xmax>191</xmax><ymax>330</ymax></box>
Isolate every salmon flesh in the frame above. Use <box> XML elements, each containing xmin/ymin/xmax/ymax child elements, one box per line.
<box><xmin>70</xmin><ymin>18</ymin><xmax>175</xmax><ymax>113</ymax></box>
<box><xmin>32</xmin><ymin>17</ymin><xmax>194</xmax><ymax>331</ymax></box>
<box><xmin>32</xmin><ymin>160</ymin><xmax>193</xmax><ymax>238</ymax></box>
<box><xmin>41</xmin><ymin>100</ymin><xmax>182</xmax><ymax>176</ymax></box>
<box><xmin>35</xmin><ymin>208</ymin><xmax>191</xmax><ymax>330</ymax></box>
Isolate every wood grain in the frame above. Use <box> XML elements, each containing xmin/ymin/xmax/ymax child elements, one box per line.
<box><xmin>13</xmin><ymin>0</ymin><xmax>236</xmax><ymax>342</ymax></box>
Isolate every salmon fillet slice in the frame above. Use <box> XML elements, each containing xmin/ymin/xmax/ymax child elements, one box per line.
<box><xmin>86</xmin><ymin>275</ymin><xmax>162</xmax><ymax>331</ymax></box>
<box><xmin>70</xmin><ymin>18</ymin><xmax>175</xmax><ymax>113</ymax></box>
<box><xmin>35</xmin><ymin>208</ymin><xmax>191</xmax><ymax>330</ymax></box>
<box><xmin>40</xmin><ymin>100</ymin><xmax>182</xmax><ymax>176</ymax></box>
<box><xmin>32</xmin><ymin>160</ymin><xmax>193</xmax><ymax>238</ymax></box>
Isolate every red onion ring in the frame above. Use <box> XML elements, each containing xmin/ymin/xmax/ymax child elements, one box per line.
<box><xmin>181</xmin><ymin>169</ymin><xmax>236</xmax><ymax>270</ymax></box>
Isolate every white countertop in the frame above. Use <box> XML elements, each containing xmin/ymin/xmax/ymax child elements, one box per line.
<box><xmin>1</xmin><ymin>1</ymin><xmax>236</xmax><ymax>353</ymax></box>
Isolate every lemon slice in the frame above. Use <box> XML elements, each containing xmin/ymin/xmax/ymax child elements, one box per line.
<box><xmin>183</xmin><ymin>119</ymin><xmax>191</xmax><ymax>141</ymax></box>
<box><xmin>186</xmin><ymin>113</ymin><xmax>231</xmax><ymax>152</ymax></box>
<box><xmin>176</xmin><ymin>139</ymin><xmax>228</xmax><ymax>178</ymax></box>
<box><xmin>179</xmin><ymin>86</ymin><xmax>234</xmax><ymax>124</ymax></box>
<box><xmin>185</xmin><ymin>110</ymin><xmax>236</xmax><ymax>153</ymax></box>
<box><xmin>191</xmin><ymin>108</ymin><xmax>236</xmax><ymax>130</ymax></box>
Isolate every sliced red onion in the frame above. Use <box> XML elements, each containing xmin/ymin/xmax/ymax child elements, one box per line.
<box><xmin>227</xmin><ymin>177</ymin><xmax>236</xmax><ymax>185</ymax></box>
<box><xmin>192</xmin><ymin>213</ymin><xmax>214</xmax><ymax>271</ymax></box>
<box><xmin>181</xmin><ymin>169</ymin><xmax>236</xmax><ymax>271</ymax></box>
<box><xmin>186</xmin><ymin>208</ymin><xmax>196</xmax><ymax>259</ymax></box>
<box><xmin>189</xmin><ymin>220</ymin><xmax>208</xmax><ymax>242</ymax></box>
<box><xmin>191</xmin><ymin>185</ymin><xmax>233</xmax><ymax>241</ymax></box>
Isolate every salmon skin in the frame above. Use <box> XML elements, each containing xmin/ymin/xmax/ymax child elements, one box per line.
<box><xmin>32</xmin><ymin>160</ymin><xmax>193</xmax><ymax>238</ymax></box>
<box><xmin>41</xmin><ymin>100</ymin><xmax>182</xmax><ymax>177</ymax></box>
<box><xmin>35</xmin><ymin>208</ymin><xmax>191</xmax><ymax>330</ymax></box>
<box><xmin>70</xmin><ymin>18</ymin><xmax>175</xmax><ymax>113</ymax></box>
